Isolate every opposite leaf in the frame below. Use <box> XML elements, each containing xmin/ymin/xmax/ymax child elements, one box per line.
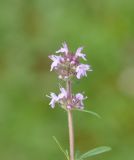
<box><xmin>74</xmin><ymin>109</ymin><xmax>102</xmax><ymax>119</ymax></box>
<box><xmin>52</xmin><ymin>136</ymin><xmax>69</xmax><ymax>160</ymax></box>
<box><xmin>79</xmin><ymin>146</ymin><xmax>111</xmax><ymax>159</ymax></box>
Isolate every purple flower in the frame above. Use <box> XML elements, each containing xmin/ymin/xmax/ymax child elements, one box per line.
<box><xmin>76</xmin><ymin>64</ymin><xmax>91</xmax><ymax>79</ymax></box>
<box><xmin>56</xmin><ymin>42</ymin><xmax>68</xmax><ymax>55</ymax></box>
<box><xmin>75</xmin><ymin>47</ymin><xmax>87</xmax><ymax>61</ymax></box>
<box><xmin>58</xmin><ymin>88</ymin><xmax>67</xmax><ymax>99</ymax></box>
<box><xmin>75</xmin><ymin>93</ymin><xmax>87</xmax><ymax>108</ymax></box>
<box><xmin>71</xmin><ymin>93</ymin><xmax>86</xmax><ymax>109</ymax></box>
<box><xmin>49</xmin><ymin>55</ymin><xmax>62</xmax><ymax>71</ymax></box>
<box><xmin>49</xmin><ymin>93</ymin><xmax>59</xmax><ymax>108</ymax></box>
<box><xmin>76</xmin><ymin>93</ymin><xmax>84</xmax><ymax>101</ymax></box>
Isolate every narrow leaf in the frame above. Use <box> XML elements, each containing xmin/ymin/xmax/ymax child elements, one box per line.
<box><xmin>65</xmin><ymin>150</ymin><xmax>69</xmax><ymax>160</ymax></box>
<box><xmin>75</xmin><ymin>150</ymin><xmax>81</xmax><ymax>160</ymax></box>
<box><xmin>79</xmin><ymin>146</ymin><xmax>111</xmax><ymax>159</ymax></box>
<box><xmin>74</xmin><ymin>109</ymin><xmax>101</xmax><ymax>119</ymax></box>
<box><xmin>52</xmin><ymin>136</ymin><xmax>69</xmax><ymax>160</ymax></box>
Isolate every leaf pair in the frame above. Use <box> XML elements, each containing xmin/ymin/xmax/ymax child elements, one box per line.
<box><xmin>53</xmin><ymin>136</ymin><xmax>111</xmax><ymax>160</ymax></box>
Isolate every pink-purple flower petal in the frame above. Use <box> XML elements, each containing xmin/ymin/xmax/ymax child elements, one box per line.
<box><xmin>58</xmin><ymin>88</ymin><xmax>67</xmax><ymax>99</ymax></box>
<box><xmin>76</xmin><ymin>64</ymin><xmax>91</xmax><ymax>79</ymax></box>
<box><xmin>75</xmin><ymin>47</ymin><xmax>87</xmax><ymax>61</ymax></box>
<box><xmin>49</xmin><ymin>55</ymin><xmax>62</xmax><ymax>71</ymax></box>
<box><xmin>56</xmin><ymin>42</ymin><xmax>68</xmax><ymax>55</ymax></box>
<box><xmin>49</xmin><ymin>93</ymin><xmax>59</xmax><ymax>108</ymax></box>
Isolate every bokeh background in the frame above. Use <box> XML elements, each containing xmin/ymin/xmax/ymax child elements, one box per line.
<box><xmin>0</xmin><ymin>0</ymin><xmax>134</xmax><ymax>160</ymax></box>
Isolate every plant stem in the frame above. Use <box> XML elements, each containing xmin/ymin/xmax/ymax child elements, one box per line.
<box><xmin>68</xmin><ymin>110</ymin><xmax>74</xmax><ymax>160</ymax></box>
<box><xmin>67</xmin><ymin>80</ymin><xmax>74</xmax><ymax>160</ymax></box>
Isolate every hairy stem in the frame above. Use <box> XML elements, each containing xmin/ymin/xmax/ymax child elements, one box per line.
<box><xmin>67</xmin><ymin>80</ymin><xmax>74</xmax><ymax>160</ymax></box>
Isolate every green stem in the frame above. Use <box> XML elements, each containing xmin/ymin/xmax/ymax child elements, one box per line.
<box><xmin>68</xmin><ymin>110</ymin><xmax>74</xmax><ymax>160</ymax></box>
<box><xmin>67</xmin><ymin>80</ymin><xmax>74</xmax><ymax>160</ymax></box>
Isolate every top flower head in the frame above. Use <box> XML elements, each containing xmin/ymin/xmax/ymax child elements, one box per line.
<box><xmin>49</xmin><ymin>42</ymin><xmax>92</xmax><ymax>80</ymax></box>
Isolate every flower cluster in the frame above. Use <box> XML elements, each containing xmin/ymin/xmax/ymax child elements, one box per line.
<box><xmin>47</xmin><ymin>42</ymin><xmax>91</xmax><ymax>110</ymax></box>
<box><xmin>49</xmin><ymin>42</ymin><xmax>92</xmax><ymax>80</ymax></box>
<box><xmin>48</xmin><ymin>88</ymin><xmax>86</xmax><ymax>110</ymax></box>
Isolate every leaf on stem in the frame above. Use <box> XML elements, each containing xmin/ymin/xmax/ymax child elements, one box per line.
<box><xmin>74</xmin><ymin>109</ymin><xmax>102</xmax><ymax>119</ymax></box>
<box><xmin>79</xmin><ymin>146</ymin><xmax>112</xmax><ymax>159</ymax></box>
<box><xmin>52</xmin><ymin>136</ymin><xmax>69</xmax><ymax>160</ymax></box>
<box><xmin>75</xmin><ymin>150</ymin><xmax>81</xmax><ymax>160</ymax></box>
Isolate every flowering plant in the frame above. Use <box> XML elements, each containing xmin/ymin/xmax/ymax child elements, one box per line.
<box><xmin>47</xmin><ymin>43</ymin><xmax>111</xmax><ymax>160</ymax></box>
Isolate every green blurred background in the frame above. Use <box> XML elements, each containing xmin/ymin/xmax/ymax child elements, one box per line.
<box><xmin>0</xmin><ymin>0</ymin><xmax>134</xmax><ymax>159</ymax></box>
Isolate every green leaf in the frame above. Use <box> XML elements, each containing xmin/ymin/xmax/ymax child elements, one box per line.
<box><xmin>75</xmin><ymin>150</ymin><xmax>81</xmax><ymax>160</ymax></box>
<box><xmin>79</xmin><ymin>146</ymin><xmax>111</xmax><ymax>159</ymax></box>
<box><xmin>74</xmin><ymin>109</ymin><xmax>102</xmax><ymax>119</ymax></box>
<box><xmin>52</xmin><ymin>136</ymin><xmax>69</xmax><ymax>160</ymax></box>
<box><xmin>65</xmin><ymin>150</ymin><xmax>69</xmax><ymax>160</ymax></box>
